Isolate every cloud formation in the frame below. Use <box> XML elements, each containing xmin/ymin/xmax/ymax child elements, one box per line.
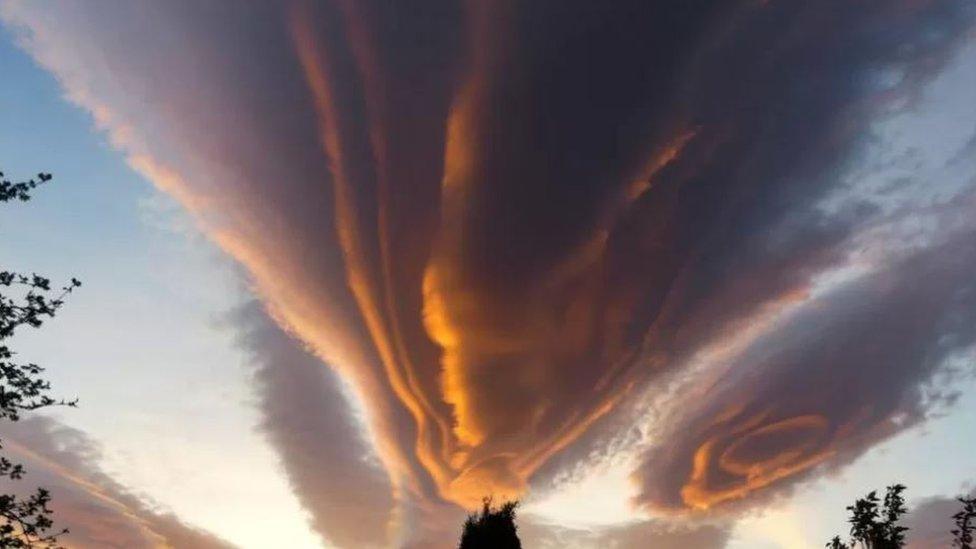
<box><xmin>636</xmin><ymin>220</ymin><xmax>976</xmax><ymax>512</ymax></box>
<box><xmin>0</xmin><ymin>417</ymin><xmax>231</xmax><ymax>549</ymax></box>
<box><xmin>905</xmin><ymin>487</ymin><xmax>976</xmax><ymax>548</ymax></box>
<box><xmin>3</xmin><ymin>0</ymin><xmax>975</xmax><ymax>544</ymax></box>
<box><xmin>231</xmin><ymin>301</ymin><xmax>395</xmax><ymax>548</ymax></box>
<box><xmin>519</xmin><ymin>517</ymin><xmax>730</xmax><ymax>549</ymax></box>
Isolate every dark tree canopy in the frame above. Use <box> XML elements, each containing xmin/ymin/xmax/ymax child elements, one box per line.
<box><xmin>458</xmin><ymin>497</ymin><xmax>522</xmax><ymax>549</ymax></box>
<box><xmin>0</xmin><ymin>169</ymin><xmax>78</xmax><ymax>548</ymax></box>
<box><xmin>826</xmin><ymin>484</ymin><xmax>909</xmax><ymax>549</ymax></box>
<box><xmin>953</xmin><ymin>496</ymin><xmax>976</xmax><ymax>549</ymax></box>
<box><xmin>827</xmin><ymin>484</ymin><xmax>976</xmax><ymax>549</ymax></box>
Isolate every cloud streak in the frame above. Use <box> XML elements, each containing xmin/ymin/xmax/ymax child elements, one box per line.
<box><xmin>0</xmin><ymin>417</ymin><xmax>232</xmax><ymax>549</ymax></box>
<box><xmin>519</xmin><ymin>517</ymin><xmax>729</xmax><ymax>549</ymax></box>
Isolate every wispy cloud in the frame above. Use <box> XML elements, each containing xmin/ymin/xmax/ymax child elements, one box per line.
<box><xmin>0</xmin><ymin>417</ymin><xmax>232</xmax><ymax>549</ymax></box>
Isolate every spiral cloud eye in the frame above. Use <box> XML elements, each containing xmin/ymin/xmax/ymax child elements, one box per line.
<box><xmin>636</xmin><ymin>233</ymin><xmax>976</xmax><ymax>513</ymax></box>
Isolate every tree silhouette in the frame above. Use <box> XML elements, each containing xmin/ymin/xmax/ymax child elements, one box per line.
<box><xmin>0</xmin><ymin>170</ymin><xmax>79</xmax><ymax>547</ymax></box>
<box><xmin>952</xmin><ymin>496</ymin><xmax>976</xmax><ymax>549</ymax></box>
<box><xmin>826</xmin><ymin>484</ymin><xmax>909</xmax><ymax>549</ymax></box>
<box><xmin>827</xmin><ymin>535</ymin><xmax>849</xmax><ymax>549</ymax></box>
<box><xmin>458</xmin><ymin>497</ymin><xmax>522</xmax><ymax>549</ymax></box>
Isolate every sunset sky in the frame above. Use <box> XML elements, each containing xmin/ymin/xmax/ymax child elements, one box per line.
<box><xmin>1</xmin><ymin>1</ymin><xmax>976</xmax><ymax>548</ymax></box>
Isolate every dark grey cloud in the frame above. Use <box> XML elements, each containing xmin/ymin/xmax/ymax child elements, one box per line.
<box><xmin>230</xmin><ymin>301</ymin><xmax>394</xmax><ymax>549</ymax></box>
<box><xmin>905</xmin><ymin>487</ymin><xmax>976</xmax><ymax>548</ymax></box>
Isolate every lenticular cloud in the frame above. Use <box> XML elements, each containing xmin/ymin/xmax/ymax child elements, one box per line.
<box><xmin>4</xmin><ymin>0</ymin><xmax>976</xmax><ymax>545</ymax></box>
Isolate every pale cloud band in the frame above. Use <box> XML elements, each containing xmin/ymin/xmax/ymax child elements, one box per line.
<box><xmin>0</xmin><ymin>417</ymin><xmax>233</xmax><ymax>549</ymax></box>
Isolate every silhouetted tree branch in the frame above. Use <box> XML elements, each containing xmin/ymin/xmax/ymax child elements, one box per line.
<box><xmin>826</xmin><ymin>484</ymin><xmax>909</xmax><ymax>549</ymax></box>
<box><xmin>952</xmin><ymin>496</ymin><xmax>976</xmax><ymax>549</ymax></box>
<box><xmin>0</xmin><ymin>169</ymin><xmax>79</xmax><ymax>548</ymax></box>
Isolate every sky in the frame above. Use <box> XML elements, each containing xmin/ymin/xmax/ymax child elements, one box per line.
<box><xmin>0</xmin><ymin>1</ymin><xmax>975</xmax><ymax>548</ymax></box>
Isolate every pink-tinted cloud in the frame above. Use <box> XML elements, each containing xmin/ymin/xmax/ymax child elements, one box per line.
<box><xmin>0</xmin><ymin>417</ymin><xmax>231</xmax><ymax>549</ymax></box>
